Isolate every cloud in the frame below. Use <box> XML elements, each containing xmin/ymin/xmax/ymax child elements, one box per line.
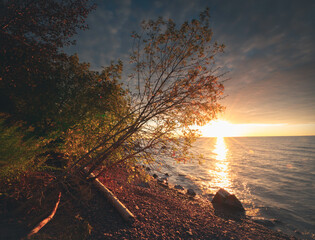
<box><xmin>63</xmin><ymin>0</ymin><xmax>315</xmax><ymax>127</ymax></box>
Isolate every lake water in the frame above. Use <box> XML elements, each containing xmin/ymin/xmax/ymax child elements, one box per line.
<box><xmin>154</xmin><ymin>136</ymin><xmax>315</xmax><ymax>239</ymax></box>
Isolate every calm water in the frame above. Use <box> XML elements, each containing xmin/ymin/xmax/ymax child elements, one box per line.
<box><xmin>156</xmin><ymin>136</ymin><xmax>315</xmax><ymax>239</ymax></box>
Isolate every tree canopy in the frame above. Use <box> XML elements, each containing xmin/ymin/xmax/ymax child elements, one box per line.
<box><xmin>75</xmin><ymin>9</ymin><xmax>226</xmax><ymax>176</ymax></box>
<box><xmin>0</xmin><ymin>0</ymin><xmax>95</xmax><ymax>128</ymax></box>
<box><xmin>0</xmin><ymin>4</ymin><xmax>225</xmax><ymax>181</ymax></box>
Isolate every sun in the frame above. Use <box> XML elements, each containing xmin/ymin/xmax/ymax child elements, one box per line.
<box><xmin>199</xmin><ymin>120</ymin><xmax>239</xmax><ymax>137</ymax></box>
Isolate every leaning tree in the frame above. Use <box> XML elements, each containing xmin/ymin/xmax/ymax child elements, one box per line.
<box><xmin>68</xmin><ymin>9</ymin><xmax>226</xmax><ymax>177</ymax></box>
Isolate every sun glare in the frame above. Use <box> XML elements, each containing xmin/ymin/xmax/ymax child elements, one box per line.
<box><xmin>199</xmin><ymin>120</ymin><xmax>240</xmax><ymax>137</ymax></box>
<box><xmin>208</xmin><ymin>136</ymin><xmax>232</xmax><ymax>192</ymax></box>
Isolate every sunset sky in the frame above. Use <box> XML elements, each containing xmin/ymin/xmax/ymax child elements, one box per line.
<box><xmin>65</xmin><ymin>0</ymin><xmax>315</xmax><ymax>136</ymax></box>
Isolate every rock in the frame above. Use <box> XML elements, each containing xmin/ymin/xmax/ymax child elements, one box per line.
<box><xmin>161</xmin><ymin>176</ymin><xmax>168</xmax><ymax>181</ymax></box>
<box><xmin>145</xmin><ymin>167</ymin><xmax>151</xmax><ymax>171</ymax></box>
<box><xmin>211</xmin><ymin>188</ymin><xmax>245</xmax><ymax>211</ymax></box>
<box><xmin>152</xmin><ymin>174</ymin><xmax>158</xmax><ymax>179</ymax></box>
<box><xmin>137</xmin><ymin>182</ymin><xmax>150</xmax><ymax>188</ymax></box>
<box><xmin>186</xmin><ymin>188</ymin><xmax>196</xmax><ymax>197</ymax></box>
<box><xmin>157</xmin><ymin>177</ymin><xmax>168</xmax><ymax>188</ymax></box>
<box><xmin>225</xmin><ymin>194</ymin><xmax>245</xmax><ymax>211</ymax></box>
<box><xmin>157</xmin><ymin>177</ymin><xmax>167</xmax><ymax>184</ymax></box>
<box><xmin>212</xmin><ymin>188</ymin><xmax>230</xmax><ymax>204</ymax></box>
<box><xmin>174</xmin><ymin>185</ymin><xmax>184</xmax><ymax>190</ymax></box>
<box><xmin>164</xmin><ymin>173</ymin><xmax>169</xmax><ymax>177</ymax></box>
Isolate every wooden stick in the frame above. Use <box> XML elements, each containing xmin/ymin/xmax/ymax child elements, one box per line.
<box><xmin>26</xmin><ymin>192</ymin><xmax>62</xmax><ymax>239</ymax></box>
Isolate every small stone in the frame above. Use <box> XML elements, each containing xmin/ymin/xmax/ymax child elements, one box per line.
<box><xmin>164</xmin><ymin>173</ymin><xmax>169</xmax><ymax>177</ymax></box>
<box><xmin>174</xmin><ymin>185</ymin><xmax>184</xmax><ymax>190</ymax></box>
<box><xmin>157</xmin><ymin>177</ymin><xmax>167</xmax><ymax>184</ymax></box>
<box><xmin>146</xmin><ymin>167</ymin><xmax>151</xmax><ymax>171</ymax></box>
<box><xmin>161</xmin><ymin>176</ymin><xmax>168</xmax><ymax>181</ymax></box>
<box><xmin>152</xmin><ymin>174</ymin><xmax>158</xmax><ymax>179</ymax></box>
<box><xmin>187</xmin><ymin>188</ymin><xmax>196</xmax><ymax>197</ymax></box>
<box><xmin>157</xmin><ymin>177</ymin><xmax>168</xmax><ymax>188</ymax></box>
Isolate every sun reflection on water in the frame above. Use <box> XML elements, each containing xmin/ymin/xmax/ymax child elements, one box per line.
<box><xmin>213</xmin><ymin>136</ymin><xmax>228</xmax><ymax>160</ymax></box>
<box><xmin>208</xmin><ymin>136</ymin><xmax>233</xmax><ymax>192</ymax></box>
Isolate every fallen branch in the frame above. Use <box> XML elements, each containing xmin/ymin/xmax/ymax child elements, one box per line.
<box><xmin>84</xmin><ymin>169</ymin><xmax>135</xmax><ymax>223</ymax></box>
<box><xmin>26</xmin><ymin>192</ymin><xmax>62</xmax><ymax>239</ymax></box>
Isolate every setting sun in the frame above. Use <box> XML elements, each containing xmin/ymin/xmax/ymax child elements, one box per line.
<box><xmin>198</xmin><ymin>120</ymin><xmax>241</xmax><ymax>137</ymax></box>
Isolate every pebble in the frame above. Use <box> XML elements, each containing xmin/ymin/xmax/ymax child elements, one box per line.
<box><xmin>187</xmin><ymin>188</ymin><xmax>196</xmax><ymax>197</ymax></box>
<box><xmin>174</xmin><ymin>185</ymin><xmax>184</xmax><ymax>190</ymax></box>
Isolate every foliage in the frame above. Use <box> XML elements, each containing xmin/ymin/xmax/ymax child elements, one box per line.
<box><xmin>0</xmin><ymin>0</ymin><xmax>105</xmax><ymax>178</ymax></box>
<box><xmin>0</xmin><ymin>114</ymin><xmax>49</xmax><ymax>179</ymax></box>
<box><xmin>0</xmin><ymin>0</ymin><xmax>95</xmax><ymax>131</ymax></box>
<box><xmin>1</xmin><ymin>0</ymin><xmax>94</xmax><ymax>49</ymax></box>
<box><xmin>61</xmin><ymin>61</ymin><xmax>128</xmax><ymax>167</ymax></box>
<box><xmin>0</xmin><ymin>4</ymin><xmax>226</xmax><ymax>183</ymax></box>
<box><xmin>72</xmin><ymin>9</ymin><xmax>225</xmax><ymax>177</ymax></box>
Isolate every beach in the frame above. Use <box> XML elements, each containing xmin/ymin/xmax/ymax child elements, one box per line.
<box><xmin>0</xmin><ymin>167</ymin><xmax>295</xmax><ymax>239</ymax></box>
<box><xmin>87</xmin><ymin>166</ymin><xmax>293</xmax><ymax>239</ymax></box>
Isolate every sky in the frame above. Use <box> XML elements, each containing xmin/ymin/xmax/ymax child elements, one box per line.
<box><xmin>65</xmin><ymin>0</ymin><xmax>315</xmax><ymax>136</ymax></box>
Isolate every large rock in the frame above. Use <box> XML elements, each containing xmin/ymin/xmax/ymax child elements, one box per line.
<box><xmin>225</xmin><ymin>194</ymin><xmax>244</xmax><ymax>210</ymax></box>
<box><xmin>212</xmin><ymin>188</ymin><xmax>245</xmax><ymax>211</ymax></box>
<box><xmin>211</xmin><ymin>188</ymin><xmax>230</xmax><ymax>204</ymax></box>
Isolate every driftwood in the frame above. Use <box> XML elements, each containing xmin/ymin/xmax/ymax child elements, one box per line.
<box><xmin>84</xmin><ymin>169</ymin><xmax>135</xmax><ymax>222</ymax></box>
<box><xmin>26</xmin><ymin>192</ymin><xmax>62</xmax><ymax>239</ymax></box>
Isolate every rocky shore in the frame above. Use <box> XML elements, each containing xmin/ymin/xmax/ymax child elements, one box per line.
<box><xmin>93</xmin><ymin>166</ymin><xmax>294</xmax><ymax>240</ymax></box>
<box><xmin>0</xmin><ymin>168</ymin><xmax>296</xmax><ymax>239</ymax></box>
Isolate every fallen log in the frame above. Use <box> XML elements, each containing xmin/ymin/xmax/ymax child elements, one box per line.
<box><xmin>84</xmin><ymin>169</ymin><xmax>135</xmax><ymax>223</ymax></box>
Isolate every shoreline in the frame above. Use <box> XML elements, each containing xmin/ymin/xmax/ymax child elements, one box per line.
<box><xmin>95</xmin><ymin>166</ymin><xmax>293</xmax><ymax>239</ymax></box>
<box><xmin>0</xmin><ymin>169</ymin><xmax>296</xmax><ymax>239</ymax></box>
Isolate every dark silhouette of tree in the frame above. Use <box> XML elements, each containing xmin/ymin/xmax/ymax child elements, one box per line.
<box><xmin>0</xmin><ymin>0</ymin><xmax>95</xmax><ymax>128</ymax></box>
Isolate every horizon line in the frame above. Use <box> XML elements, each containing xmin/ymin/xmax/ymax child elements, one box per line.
<box><xmin>199</xmin><ymin>135</ymin><xmax>315</xmax><ymax>138</ymax></box>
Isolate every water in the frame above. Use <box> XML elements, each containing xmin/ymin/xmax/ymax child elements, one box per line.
<box><xmin>154</xmin><ymin>136</ymin><xmax>315</xmax><ymax>239</ymax></box>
